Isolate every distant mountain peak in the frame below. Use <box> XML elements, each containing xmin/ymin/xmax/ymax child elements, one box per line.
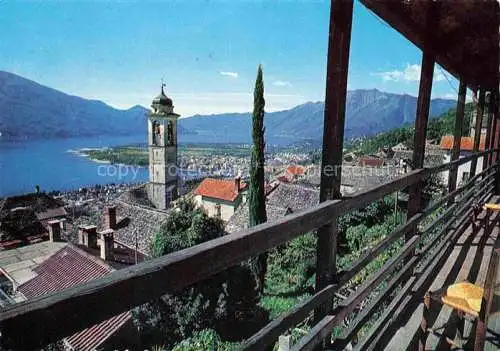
<box><xmin>0</xmin><ymin>71</ymin><xmax>149</xmax><ymax>141</ymax></box>
<box><xmin>127</xmin><ymin>104</ymin><xmax>148</xmax><ymax>112</ymax></box>
<box><xmin>0</xmin><ymin>71</ymin><xmax>456</xmax><ymax>144</ymax></box>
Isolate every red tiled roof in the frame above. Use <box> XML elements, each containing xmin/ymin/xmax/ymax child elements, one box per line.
<box><xmin>277</xmin><ymin>175</ymin><xmax>290</xmax><ymax>183</ymax></box>
<box><xmin>65</xmin><ymin>311</ymin><xmax>131</xmax><ymax>351</ymax></box>
<box><xmin>18</xmin><ymin>246</ymin><xmax>131</xmax><ymax>351</ymax></box>
<box><xmin>359</xmin><ymin>157</ymin><xmax>384</xmax><ymax>167</ymax></box>
<box><xmin>286</xmin><ymin>165</ymin><xmax>305</xmax><ymax>176</ymax></box>
<box><xmin>194</xmin><ymin>178</ymin><xmax>247</xmax><ymax>202</ymax></box>
<box><xmin>440</xmin><ymin>135</ymin><xmax>486</xmax><ymax>151</ymax></box>
<box><xmin>19</xmin><ymin>246</ymin><xmax>109</xmax><ymax>297</ymax></box>
<box><xmin>0</xmin><ymin>239</ymin><xmax>23</xmax><ymax>250</ymax></box>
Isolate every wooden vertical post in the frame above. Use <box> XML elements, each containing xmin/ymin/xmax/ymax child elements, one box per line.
<box><xmin>278</xmin><ymin>335</ymin><xmax>291</xmax><ymax>351</ymax></box>
<box><xmin>483</xmin><ymin>91</ymin><xmax>494</xmax><ymax>170</ymax></box>
<box><xmin>492</xmin><ymin>91</ymin><xmax>500</xmax><ymax>194</ymax></box>
<box><xmin>474</xmin><ymin>249</ymin><xmax>499</xmax><ymax>351</ymax></box>
<box><xmin>406</xmin><ymin>50</ymin><xmax>435</xmax><ymax>231</ymax></box>
<box><xmin>447</xmin><ymin>78</ymin><xmax>467</xmax><ymax>201</ymax></box>
<box><xmin>469</xmin><ymin>90</ymin><xmax>485</xmax><ymax>177</ymax></box>
<box><xmin>487</xmin><ymin>92</ymin><xmax>498</xmax><ymax>166</ymax></box>
<box><xmin>419</xmin><ymin>292</ymin><xmax>432</xmax><ymax>351</ymax></box>
<box><xmin>314</xmin><ymin>0</ymin><xmax>353</xmax><ymax>348</ymax></box>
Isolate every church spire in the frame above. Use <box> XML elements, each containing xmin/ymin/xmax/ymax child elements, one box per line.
<box><xmin>161</xmin><ymin>79</ymin><xmax>166</xmax><ymax>96</ymax></box>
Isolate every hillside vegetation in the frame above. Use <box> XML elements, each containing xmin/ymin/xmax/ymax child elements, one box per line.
<box><xmin>351</xmin><ymin>102</ymin><xmax>473</xmax><ymax>155</ymax></box>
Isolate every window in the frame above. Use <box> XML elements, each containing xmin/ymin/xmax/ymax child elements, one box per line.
<box><xmin>215</xmin><ymin>203</ymin><xmax>221</xmax><ymax>218</ymax></box>
<box><xmin>152</xmin><ymin>121</ymin><xmax>161</xmax><ymax>146</ymax></box>
<box><xmin>462</xmin><ymin>172</ymin><xmax>470</xmax><ymax>182</ymax></box>
<box><xmin>166</xmin><ymin>189</ymin><xmax>172</xmax><ymax>206</ymax></box>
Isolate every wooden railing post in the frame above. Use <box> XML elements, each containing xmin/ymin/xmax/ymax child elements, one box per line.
<box><xmin>406</xmin><ymin>50</ymin><xmax>435</xmax><ymax>233</ymax></box>
<box><xmin>482</xmin><ymin>91</ymin><xmax>494</xmax><ymax>170</ymax></box>
<box><xmin>492</xmin><ymin>91</ymin><xmax>500</xmax><ymax>194</ymax></box>
<box><xmin>491</xmin><ymin>91</ymin><xmax>499</xmax><ymax>166</ymax></box>
<box><xmin>447</xmin><ymin>78</ymin><xmax>467</xmax><ymax>203</ymax></box>
<box><xmin>470</xmin><ymin>90</ymin><xmax>485</xmax><ymax>177</ymax></box>
<box><xmin>314</xmin><ymin>0</ymin><xmax>353</xmax><ymax>348</ymax></box>
<box><xmin>406</xmin><ymin>1</ymin><xmax>439</xmax><ymax>231</ymax></box>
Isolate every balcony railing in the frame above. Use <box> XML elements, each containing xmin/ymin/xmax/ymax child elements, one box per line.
<box><xmin>0</xmin><ymin>149</ymin><xmax>498</xmax><ymax>350</ymax></box>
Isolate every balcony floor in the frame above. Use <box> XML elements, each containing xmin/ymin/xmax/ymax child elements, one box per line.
<box><xmin>380</xmin><ymin>197</ymin><xmax>500</xmax><ymax>351</ymax></box>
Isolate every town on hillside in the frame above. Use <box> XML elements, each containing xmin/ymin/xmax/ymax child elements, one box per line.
<box><xmin>1</xmin><ymin>1</ymin><xmax>499</xmax><ymax>350</ymax></box>
<box><xmin>0</xmin><ymin>84</ymin><xmax>494</xmax><ymax>350</ymax></box>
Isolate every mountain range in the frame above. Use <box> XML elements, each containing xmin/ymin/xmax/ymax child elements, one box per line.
<box><xmin>0</xmin><ymin>71</ymin><xmax>456</xmax><ymax>144</ymax></box>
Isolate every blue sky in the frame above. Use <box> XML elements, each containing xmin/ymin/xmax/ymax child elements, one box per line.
<box><xmin>0</xmin><ymin>0</ymin><xmax>466</xmax><ymax>116</ymax></box>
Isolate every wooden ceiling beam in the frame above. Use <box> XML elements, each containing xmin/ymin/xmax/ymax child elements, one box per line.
<box><xmin>360</xmin><ymin>0</ymin><xmax>499</xmax><ymax>91</ymax></box>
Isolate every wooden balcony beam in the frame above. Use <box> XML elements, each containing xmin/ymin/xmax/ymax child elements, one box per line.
<box><xmin>470</xmin><ymin>89</ymin><xmax>486</xmax><ymax>176</ymax></box>
<box><xmin>406</xmin><ymin>50</ymin><xmax>435</xmax><ymax>235</ymax></box>
<box><xmin>483</xmin><ymin>91</ymin><xmax>495</xmax><ymax>170</ymax></box>
<box><xmin>448</xmin><ymin>78</ymin><xmax>467</xmax><ymax>201</ymax></box>
<box><xmin>315</xmin><ymin>1</ymin><xmax>353</xmax><ymax>348</ymax></box>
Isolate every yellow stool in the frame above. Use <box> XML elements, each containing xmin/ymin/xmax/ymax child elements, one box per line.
<box><xmin>419</xmin><ymin>250</ymin><xmax>500</xmax><ymax>351</ymax></box>
<box><xmin>483</xmin><ymin>203</ymin><xmax>500</xmax><ymax>212</ymax></box>
<box><xmin>441</xmin><ymin>282</ymin><xmax>483</xmax><ymax>318</ymax></box>
<box><xmin>420</xmin><ymin>281</ymin><xmax>482</xmax><ymax>350</ymax></box>
<box><xmin>482</xmin><ymin>202</ymin><xmax>500</xmax><ymax>234</ymax></box>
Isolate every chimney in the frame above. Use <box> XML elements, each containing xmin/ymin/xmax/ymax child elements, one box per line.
<box><xmin>78</xmin><ymin>226</ymin><xmax>85</xmax><ymax>245</ymax></box>
<box><xmin>234</xmin><ymin>177</ymin><xmax>241</xmax><ymax>193</ymax></box>
<box><xmin>48</xmin><ymin>220</ymin><xmax>62</xmax><ymax>242</ymax></box>
<box><xmin>80</xmin><ymin>225</ymin><xmax>98</xmax><ymax>249</ymax></box>
<box><xmin>99</xmin><ymin>229</ymin><xmax>114</xmax><ymax>261</ymax></box>
<box><xmin>104</xmin><ymin>206</ymin><xmax>117</xmax><ymax>229</ymax></box>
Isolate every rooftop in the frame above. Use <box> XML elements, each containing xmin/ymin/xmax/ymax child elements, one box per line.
<box><xmin>0</xmin><ymin>193</ymin><xmax>66</xmax><ymax>243</ymax></box>
<box><xmin>440</xmin><ymin>135</ymin><xmax>486</xmax><ymax>152</ymax></box>
<box><xmin>0</xmin><ymin>242</ymin><xmax>132</xmax><ymax>351</ymax></box>
<box><xmin>0</xmin><ymin>241</ymin><xmax>67</xmax><ymax>287</ymax></box>
<box><xmin>18</xmin><ymin>245</ymin><xmax>110</xmax><ymax>299</ymax></box>
<box><xmin>194</xmin><ymin>178</ymin><xmax>248</xmax><ymax>202</ymax></box>
<box><xmin>226</xmin><ymin>203</ymin><xmax>289</xmax><ymax>233</ymax></box>
<box><xmin>266</xmin><ymin>183</ymin><xmax>319</xmax><ymax>213</ymax></box>
<box><xmin>0</xmin><ymin>193</ymin><xmax>65</xmax><ymax>217</ymax></box>
<box><xmin>286</xmin><ymin>165</ymin><xmax>305</xmax><ymax>176</ymax></box>
<box><xmin>111</xmin><ymin>201</ymin><xmax>169</xmax><ymax>253</ymax></box>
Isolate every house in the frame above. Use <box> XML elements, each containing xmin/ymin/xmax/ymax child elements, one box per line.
<box><xmin>284</xmin><ymin>165</ymin><xmax>305</xmax><ymax>182</ymax></box>
<box><xmin>226</xmin><ymin>182</ymin><xmax>319</xmax><ymax>233</ymax></box>
<box><xmin>343</xmin><ymin>152</ymin><xmax>357</xmax><ymax>163</ymax></box>
<box><xmin>439</xmin><ymin>135</ymin><xmax>487</xmax><ymax>186</ymax></box>
<box><xmin>391</xmin><ymin>142</ymin><xmax>408</xmax><ymax>152</ymax></box>
<box><xmin>0</xmin><ymin>220</ymin><xmax>138</xmax><ymax>350</ymax></box>
<box><xmin>358</xmin><ymin>156</ymin><xmax>384</xmax><ymax>167</ymax></box>
<box><xmin>193</xmin><ymin>177</ymin><xmax>248</xmax><ymax>221</ymax></box>
<box><xmin>0</xmin><ymin>193</ymin><xmax>67</xmax><ymax>249</ymax></box>
<box><xmin>225</xmin><ymin>203</ymin><xmax>290</xmax><ymax>233</ymax></box>
<box><xmin>376</xmin><ymin>147</ymin><xmax>394</xmax><ymax>159</ymax></box>
<box><xmin>439</xmin><ymin>135</ymin><xmax>486</xmax><ymax>152</ymax></box>
<box><xmin>276</xmin><ymin>175</ymin><xmax>290</xmax><ymax>183</ymax></box>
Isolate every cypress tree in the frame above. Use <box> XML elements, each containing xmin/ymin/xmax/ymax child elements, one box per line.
<box><xmin>249</xmin><ymin>64</ymin><xmax>267</xmax><ymax>294</ymax></box>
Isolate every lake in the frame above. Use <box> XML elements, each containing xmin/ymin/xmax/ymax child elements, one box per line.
<box><xmin>0</xmin><ymin>133</ymin><xmax>299</xmax><ymax>197</ymax></box>
<box><xmin>0</xmin><ymin>135</ymin><xmax>150</xmax><ymax>197</ymax></box>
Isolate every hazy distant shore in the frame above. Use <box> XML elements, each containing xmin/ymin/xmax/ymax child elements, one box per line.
<box><xmin>68</xmin><ymin>148</ymin><xmax>114</xmax><ymax>164</ymax></box>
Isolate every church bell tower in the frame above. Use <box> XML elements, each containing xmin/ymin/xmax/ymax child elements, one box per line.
<box><xmin>147</xmin><ymin>84</ymin><xmax>180</xmax><ymax>209</ymax></box>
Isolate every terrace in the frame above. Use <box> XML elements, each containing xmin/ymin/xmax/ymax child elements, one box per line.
<box><xmin>1</xmin><ymin>0</ymin><xmax>499</xmax><ymax>350</ymax></box>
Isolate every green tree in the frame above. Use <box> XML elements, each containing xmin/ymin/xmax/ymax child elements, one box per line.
<box><xmin>170</xmin><ymin>329</ymin><xmax>240</xmax><ymax>351</ymax></box>
<box><xmin>248</xmin><ymin>64</ymin><xmax>268</xmax><ymax>294</ymax></box>
<box><xmin>134</xmin><ymin>199</ymin><xmax>266</xmax><ymax>349</ymax></box>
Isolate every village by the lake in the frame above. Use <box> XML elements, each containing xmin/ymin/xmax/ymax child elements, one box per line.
<box><xmin>0</xmin><ymin>1</ymin><xmax>499</xmax><ymax>350</ymax></box>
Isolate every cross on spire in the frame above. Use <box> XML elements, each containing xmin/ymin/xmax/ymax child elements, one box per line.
<box><xmin>161</xmin><ymin>78</ymin><xmax>166</xmax><ymax>95</ymax></box>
